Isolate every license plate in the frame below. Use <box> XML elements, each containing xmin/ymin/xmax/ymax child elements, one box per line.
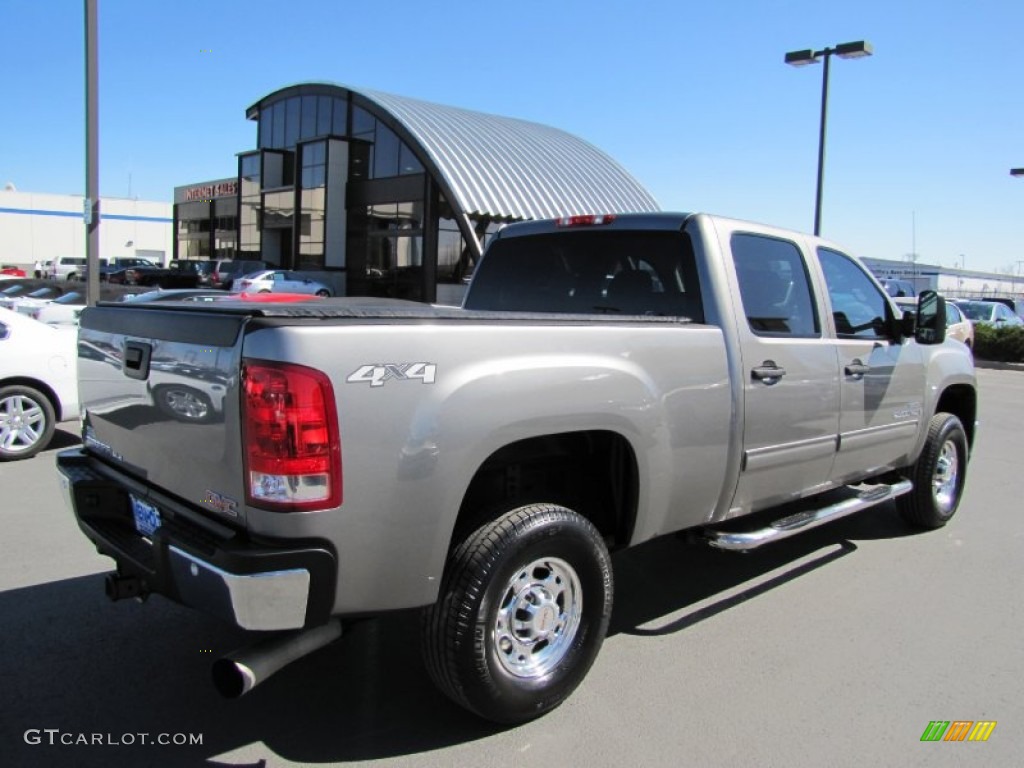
<box><xmin>130</xmin><ymin>495</ymin><xmax>162</xmax><ymax>537</ymax></box>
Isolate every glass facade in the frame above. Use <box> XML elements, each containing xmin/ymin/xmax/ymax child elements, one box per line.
<box><xmin>174</xmin><ymin>186</ymin><xmax>238</xmax><ymax>262</ymax></box>
<box><xmin>176</xmin><ymin>84</ymin><xmax>547</xmax><ymax>301</ymax></box>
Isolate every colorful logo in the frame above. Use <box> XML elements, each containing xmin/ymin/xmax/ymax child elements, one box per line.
<box><xmin>921</xmin><ymin>721</ymin><xmax>996</xmax><ymax>742</ymax></box>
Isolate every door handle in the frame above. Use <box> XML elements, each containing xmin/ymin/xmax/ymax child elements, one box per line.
<box><xmin>845</xmin><ymin>360</ymin><xmax>871</xmax><ymax>378</ymax></box>
<box><xmin>751</xmin><ymin>362</ymin><xmax>787</xmax><ymax>384</ymax></box>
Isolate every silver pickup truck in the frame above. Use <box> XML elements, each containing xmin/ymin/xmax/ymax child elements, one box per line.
<box><xmin>58</xmin><ymin>212</ymin><xmax>976</xmax><ymax>723</ymax></box>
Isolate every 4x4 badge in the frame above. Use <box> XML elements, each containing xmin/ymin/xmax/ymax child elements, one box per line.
<box><xmin>347</xmin><ymin>363</ymin><xmax>437</xmax><ymax>387</ymax></box>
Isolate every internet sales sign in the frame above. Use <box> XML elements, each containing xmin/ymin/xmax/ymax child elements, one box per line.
<box><xmin>182</xmin><ymin>181</ymin><xmax>235</xmax><ymax>202</ymax></box>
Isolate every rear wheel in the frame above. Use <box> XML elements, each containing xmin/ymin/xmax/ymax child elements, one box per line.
<box><xmin>422</xmin><ymin>503</ymin><xmax>613</xmax><ymax>724</ymax></box>
<box><xmin>0</xmin><ymin>385</ymin><xmax>56</xmax><ymax>460</ymax></box>
<box><xmin>315</xmin><ymin>289</ymin><xmax>330</xmax><ymax>297</ymax></box>
<box><xmin>897</xmin><ymin>412</ymin><xmax>968</xmax><ymax>529</ymax></box>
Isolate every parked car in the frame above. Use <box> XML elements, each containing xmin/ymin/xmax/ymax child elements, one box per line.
<box><xmin>1</xmin><ymin>265</ymin><xmax>27</xmax><ymax>277</ymax></box>
<box><xmin>211</xmin><ymin>259</ymin><xmax>268</xmax><ymax>289</ymax></box>
<box><xmin>894</xmin><ymin>296</ymin><xmax>974</xmax><ymax>351</ymax></box>
<box><xmin>953</xmin><ymin>299</ymin><xmax>1024</xmax><ymax>328</ymax></box>
<box><xmin>166</xmin><ymin>259</ymin><xmax>218</xmax><ymax>287</ymax></box>
<box><xmin>87</xmin><ymin>257</ymin><xmax>158</xmax><ymax>283</ymax></box>
<box><xmin>0</xmin><ymin>279</ymin><xmax>53</xmax><ymax>296</ymax></box>
<box><xmin>967</xmin><ymin>296</ymin><xmax>1024</xmax><ymax>322</ymax></box>
<box><xmin>30</xmin><ymin>292</ymin><xmax>87</xmax><ymax>325</ymax></box>
<box><xmin>48</xmin><ymin>256</ymin><xmax>90</xmax><ymax>281</ymax></box>
<box><xmin>0</xmin><ymin>285</ymin><xmax>64</xmax><ymax>311</ymax></box>
<box><xmin>0</xmin><ymin>307</ymin><xmax>79</xmax><ymax>459</ymax></box>
<box><xmin>24</xmin><ymin>286</ymin><xmax>150</xmax><ymax>324</ymax></box>
<box><xmin>232</xmin><ymin>269</ymin><xmax>333</xmax><ymax>296</ymax></box>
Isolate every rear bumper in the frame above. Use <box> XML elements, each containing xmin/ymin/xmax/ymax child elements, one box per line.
<box><xmin>57</xmin><ymin>448</ymin><xmax>336</xmax><ymax>631</ymax></box>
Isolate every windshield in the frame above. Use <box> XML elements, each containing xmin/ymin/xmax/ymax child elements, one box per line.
<box><xmin>54</xmin><ymin>292</ymin><xmax>84</xmax><ymax>305</ymax></box>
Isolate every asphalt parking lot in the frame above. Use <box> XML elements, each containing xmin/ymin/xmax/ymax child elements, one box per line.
<box><xmin>1</xmin><ymin>368</ymin><xmax>1021</xmax><ymax>768</ymax></box>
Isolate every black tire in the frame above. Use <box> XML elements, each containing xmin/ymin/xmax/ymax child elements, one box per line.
<box><xmin>422</xmin><ymin>503</ymin><xmax>613</xmax><ymax>724</ymax></box>
<box><xmin>897</xmin><ymin>412</ymin><xmax>968</xmax><ymax>529</ymax></box>
<box><xmin>315</xmin><ymin>289</ymin><xmax>330</xmax><ymax>297</ymax></box>
<box><xmin>0</xmin><ymin>384</ymin><xmax>56</xmax><ymax>460</ymax></box>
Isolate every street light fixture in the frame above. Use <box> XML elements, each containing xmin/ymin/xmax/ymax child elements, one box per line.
<box><xmin>1011</xmin><ymin>168</ymin><xmax>1024</xmax><ymax>177</ymax></box>
<box><xmin>785</xmin><ymin>40</ymin><xmax>873</xmax><ymax>236</ymax></box>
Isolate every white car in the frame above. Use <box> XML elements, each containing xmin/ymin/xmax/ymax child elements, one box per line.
<box><xmin>30</xmin><ymin>291</ymin><xmax>87</xmax><ymax>325</ymax></box>
<box><xmin>233</xmin><ymin>269</ymin><xmax>333</xmax><ymax>296</ymax></box>
<box><xmin>0</xmin><ymin>308</ymin><xmax>80</xmax><ymax>459</ymax></box>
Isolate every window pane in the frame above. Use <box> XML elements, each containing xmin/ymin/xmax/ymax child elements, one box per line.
<box><xmin>373</xmin><ymin>124</ymin><xmax>400</xmax><ymax>178</ymax></box>
<box><xmin>732</xmin><ymin>234</ymin><xmax>819</xmax><ymax>337</ymax></box>
<box><xmin>284</xmin><ymin>98</ymin><xmax>300</xmax><ymax>147</ymax></box>
<box><xmin>317</xmin><ymin>96</ymin><xmax>332</xmax><ymax>136</ymax></box>
<box><xmin>259</xmin><ymin>108</ymin><xmax>272</xmax><ymax>149</ymax></box>
<box><xmin>332</xmin><ymin>97</ymin><xmax>348</xmax><ymax>135</ymax></box>
<box><xmin>818</xmin><ymin>247</ymin><xmax>889</xmax><ymax>339</ymax></box>
<box><xmin>352</xmin><ymin>106</ymin><xmax>375</xmax><ymax>137</ymax></box>
<box><xmin>271</xmin><ymin>102</ymin><xmax>285</xmax><ymax>148</ymax></box>
<box><xmin>301</xmin><ymin>96</ymin><xmax>317</xmax><ymax>140</ymax></box>
<box><xmin>399</xmin><ymin>142</ymin><xmax>424</xmax><ymax>175</ymax></box>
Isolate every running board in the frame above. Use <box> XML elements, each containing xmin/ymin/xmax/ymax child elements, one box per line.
<box><xmin>705</xmin><ymin>480</ymin><xmax>913</xmax><ymax>552</ymax></box>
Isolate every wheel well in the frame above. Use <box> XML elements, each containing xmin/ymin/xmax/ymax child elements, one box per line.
<box><xmin>454</xmin><ymin>430</ymin><xmax>638</xmax><ymax>550</ymax></box>
<box><xmin>936</xmin><ymin>384</ymin><xmax>977</xmax><ymax>450</ymax></box>
<box><xmin>0</xmin><ymin>377</ymin><xmax>63</xmax><ymax>420</ymax></box>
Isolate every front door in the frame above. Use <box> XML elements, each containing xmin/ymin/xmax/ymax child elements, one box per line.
<box><xmin>817</xmin><ymin>247</ymin><xmax>925</xmax><ymax>482</ymax></box>
<box><xmin>727</xmin><ymin>230</ymin><xmax>840</xmax><ymax>514</ymax></box>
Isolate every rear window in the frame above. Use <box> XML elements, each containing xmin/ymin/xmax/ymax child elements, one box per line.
<box><xmin>464</xmin><ymin>230</ymin><xmax>704</xmax><ymax>320</ymax></box>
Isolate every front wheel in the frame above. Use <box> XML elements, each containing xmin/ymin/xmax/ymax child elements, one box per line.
<box><xmin>422</xmin><ymin>504</ymin><xmax>613</xmax><ymax>724</ymax></box>
<box><xmin>897</xmin><ymin>412</ymin><xmax>969</xmax><ymax>529</ymax></box>
<box><xmin>0</xmin><ymin>385</ymin><xmax>56</xmax><ymax>460</ymax></box>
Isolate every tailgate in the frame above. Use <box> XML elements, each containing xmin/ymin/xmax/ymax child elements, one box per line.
<box><xmin>78</xmin><ymin>305</ymin><xmax>249</xmax><ymax>526</ymax></box>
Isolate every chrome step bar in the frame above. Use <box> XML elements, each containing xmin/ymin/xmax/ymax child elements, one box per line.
<box><xmin>706</xmin><ymin>480</ymin><xmax>913</xmax><ymax>552</ymax></box>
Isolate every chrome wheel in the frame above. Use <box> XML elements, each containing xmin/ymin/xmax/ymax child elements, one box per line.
<box><xmin>0</xmin><ymin>393</ymin><xmax>46</xmax><ymax>454</ymax></box>
<box><xmin>932</xmin><ymin>439</ymin><xmax>960</xmax><ymax>513</ymax></box>
<box><xmin>493</xmin><ymin>556</ymin><xmax>582</xmax><ymax>679</ymax></box>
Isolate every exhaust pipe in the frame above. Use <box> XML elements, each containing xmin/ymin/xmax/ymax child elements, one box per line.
<box><xmin>105</xmin><ymin>573</ymin><xmax>146</xmax><ymax>601</ymax></box>
<box><xmin>212</xmin><ymin>618</ymin><xmax>343</xmax><ymax>699</ymax></box>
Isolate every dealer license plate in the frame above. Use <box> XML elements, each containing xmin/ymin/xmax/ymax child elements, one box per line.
<box><xmin>130</xmin><ymin>495</ymin><xmax>162</xmax><ymax>537</ymax></box>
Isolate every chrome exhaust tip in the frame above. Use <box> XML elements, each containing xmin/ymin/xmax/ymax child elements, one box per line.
<box><xmin>212</xmin><ymin>618</ymin><xmax>342</xmax><ymax>699</ymax></box>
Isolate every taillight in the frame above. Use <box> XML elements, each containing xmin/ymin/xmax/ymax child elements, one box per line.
<box><xmin>241</xmin><ymin>359</ymin><xmax>341</xmax><ymax>511</ymax></box>
<box><xmin>555</xmin><ymin>214</ymin><xmax>616</xmax><ymax>227</ymax></box>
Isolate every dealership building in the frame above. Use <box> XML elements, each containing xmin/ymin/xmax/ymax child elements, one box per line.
<box><xmin>174</xmin><ymin>82</ymin><xmax>659</xmax><ymax>302</ymax></box>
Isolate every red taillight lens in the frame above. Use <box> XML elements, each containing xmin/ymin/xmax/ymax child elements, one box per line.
<box><xmin>241</xmin><ymin>359</ymin><xmax>341</xmax><ymax>511</ymax></box>
<box><xmin>555</xmin><ymin>214</ymin><xmax>616</xmax><ymax>227</ymax></box>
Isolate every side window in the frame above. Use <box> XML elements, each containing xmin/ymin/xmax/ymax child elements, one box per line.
<box><xmin>818</xmin><ymin>248</ymin><xmax>890</xmax><ymax>339</ymax></box>
<box><xmin>731</xmin><ymin>233</ymin><xmax>819</xmax><ymax>337</ymax></box>
<box><xmin>945</xmin><ymin>303</ymin><xmax>962</xmax><ymax>325</ymax></box>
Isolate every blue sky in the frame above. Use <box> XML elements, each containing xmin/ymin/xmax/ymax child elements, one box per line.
<box><xmin>3</xmin><ymin>0</ymin><xmax>1023</xmax><ymax>273</ymax></box>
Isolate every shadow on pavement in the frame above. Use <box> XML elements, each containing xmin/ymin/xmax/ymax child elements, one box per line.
<box><xmin>45</xmin><ymin>423</ymin><xmax>82</xmax><ymax>452</ymax></box>
<box><xmin>0</xmin><ymin>501</ymin><xmax>919</xmax><ymax>767</ymax></box>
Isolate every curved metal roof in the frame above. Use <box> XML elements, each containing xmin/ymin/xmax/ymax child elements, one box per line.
<box><xmin>250</xmin><ymin>83</ymin><xmax>660</xmax><ymax>221</ymax></box>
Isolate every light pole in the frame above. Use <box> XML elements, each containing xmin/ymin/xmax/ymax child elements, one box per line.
<box><xmin>785</xmin><ymin>40</ymin><xmax>873</xmax><ymax>236</ymax></box>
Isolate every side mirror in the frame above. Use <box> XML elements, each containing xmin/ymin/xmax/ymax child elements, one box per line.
<box><xmin>915</xmin><ymin>290</ymin><xmax>946</xmax><ymax>345</ymax></box>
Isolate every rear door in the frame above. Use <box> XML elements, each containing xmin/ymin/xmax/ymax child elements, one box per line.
<box><xmin>725</xmin><ymin>226</ymin><xmax>840</xmax><ymax>513</ymax></box>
